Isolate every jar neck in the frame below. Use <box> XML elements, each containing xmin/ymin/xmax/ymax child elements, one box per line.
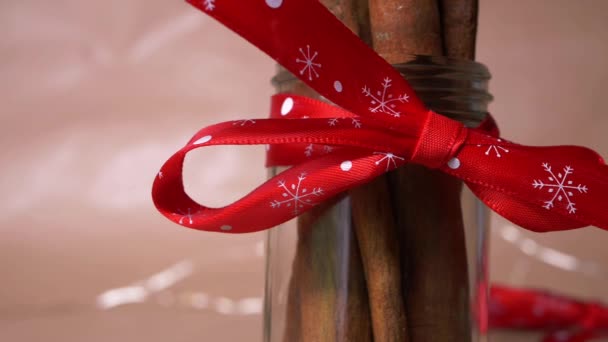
<box><xmin>272</xmin><ymin>55</ymin><xmax>493</xmax><ymax>127</ymax></box>
<box><xmin>394</xmin><ymin>55</ymin><xmax>493</xmax><ymax>127</ymax></box>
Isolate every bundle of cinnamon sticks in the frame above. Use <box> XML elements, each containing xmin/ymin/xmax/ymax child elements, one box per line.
<box><xmin>274</xmin><ymin>1</ymin><xmax>481</xmax><ymax>341</ymax></box>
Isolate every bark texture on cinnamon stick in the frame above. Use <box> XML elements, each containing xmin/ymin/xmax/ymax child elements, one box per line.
<box><xmin>391</xmin><ymin>167</ymin><xmax>472</xmax><ymax>341</ymax></box>
<box><xmin>439</xmin><ymin>0</ymin><xmax>478</xmax><ymax>59</ymax></box>
<box><xmin>368</xmin><ymin>0</ymin><xmax>476</xmax><ymax>341</ymax></box>
<box><xmin>293</xmin><ymin>202</ymin><xmax>372</xmax><ymax>342</ymax></box>
<box><xmin>368</xmin><ymin>0</ymin><xmax>443</xmax><ymax>62</ymax></box>
<box><xmin>275</xmin><ymin>1</ymin><xmax>374</xmax><ymax>341</ymax></box>
<box><xmin>350</xmin><ymin>177</ymin><xmax>409</xmax><ymax>342</ymax></box>
<box><xmin>340</xmin><ymin>1</ymin><xmax>412</xmax><ymax>341</ymax></box>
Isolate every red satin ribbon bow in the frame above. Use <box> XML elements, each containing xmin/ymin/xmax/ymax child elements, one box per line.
<box><xmin>152</xmin><ymin>0</ymin><xmax>608</xmax><ymax>233</ymax></box>
<box><xmin>489</xmin><ymin>285</ymin><xmax>608</xmax><ymax>342</ymax></box>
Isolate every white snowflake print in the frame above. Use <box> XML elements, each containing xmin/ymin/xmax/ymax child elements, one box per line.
<box><xmin>374</xmin><ymin>152</ymin><xmax>405</xmax><ymax>171</ymax></box>
<box><xmin>158</xmin><ymin>171</ymin><xmax>163</xmax><ymax>179</ymax></box>
<box><xmin>362</xmin><ymin>78</ymin><xmax>409</xmax><ymax>117</ymax></box>
<box><xmin>232</xmin><ymin>119</ymin><xmax>256</xmax><ymax>126</ymax></box>
<box><xmin>304</xmin><ymin>144</ymin><xmax>333</xmax><ymax>157</ymax></box>
<box><xmin>270</xmin><ymin>173</ymin><xmax>323</xmax><ymax>214</ymax></box>
<box><xmin>203</xmin><ymin>0</ymin><xmax>215</xmax><ymax>11</ymax></box>
<box><xmin>304</xmin><ymin>144</ymin><xmax>314</xmax><ymax>157</ymax></box>
<box><xmin>532</xmin><ymin>163</ymin><xmax>588</xmax><ymax>214</ymax></box>
<box><xmin>327</xmin><ymin>118</ymin><xmax>362</xmax><ymax>128</ymax></box>
<box><xmin>296</xmin><ymin>45</ymin><xmax>321</xmax><ymax>81</ymax></box>
<box><xmin>173</xmin><ymin>208</ymin><xmax>200</xmax><ymax>225</ymax></box>
<box><xmin>477</xmin><ymin>138</ymin><xmax>509</xmax><ymax>157</ymax></box>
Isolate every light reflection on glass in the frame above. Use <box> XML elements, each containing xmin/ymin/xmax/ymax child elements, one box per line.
<box><xmin>96</xmin><ymin>257</ymin><xmax>264</xmax><ymax>315</ymax></box>
<box><xmin>96</xmin><ymin>260</ymin><xmax>194</xmax><ymax>309</ymax></box>
<box><xmin>496</xmin><ymin>225</ymin><xmax>604</xmax><ymax>279</ymax></box>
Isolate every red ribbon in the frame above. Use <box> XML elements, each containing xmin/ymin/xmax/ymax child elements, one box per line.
<box><xmin>489</xmin><ymin>285</ymin><xmax>608</xmax><ymax>341</ymax></box>
<box><xmin>152</xmin><ymin>0</ymin><xmax>607</xmax><ymax>233</ymax></box>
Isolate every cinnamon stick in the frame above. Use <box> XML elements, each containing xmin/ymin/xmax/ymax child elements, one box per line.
<box><xmin>334</xmin><ymin>208</ymin><xmax>374</xmax><ymax>342</ymax></box>
<box><xmin>317</xmin><ymin>1</ymin><xmax>413</xmax><ymax>341</ymax></box>
<box><xmin>439</xmin><ymin>0</ymin><xmax>478</xmax><ymax>59</ymax></box>
<box><xmin>290</xmin><ymin>198</ymin><xmax>373</xmax><ymax>342</ymax></box>
<box><xmin>368</xmin><ymin>0</ymin><xmax>443</xmax><ymax>62</ymax></box>
<box><xmin>392</xmin><ymin>166</ymin><xmax>472</xmax><ymax>341</ymax></box>
<box><xmin>276</xmin><ymin>1</ymin><xmax>374</xmax><ymax>340</ymax></box>
<box><xmin>294</xmin><ymin>205</ymin><xmax>338</xmax><ymax>341</ymax></box>
<box><xmin>368</xmin><ymin>0</ymin><xmax>472</xmax><ymax>341</ymax></box>
<box><xmin>281</xmin><ymin>226</ymin><xmax>302</xmax><ymax>342</ymax></box>
<box><xmin>350</xmin><ymin>177</ymin><xmax>409</xmax><ymax>342</ymax></box>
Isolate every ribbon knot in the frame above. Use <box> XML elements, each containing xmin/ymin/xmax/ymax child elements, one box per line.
<box><xmin>410</xmin><ymin>111</ymin><xmax>468</xmax><ymax>169</ymax></box>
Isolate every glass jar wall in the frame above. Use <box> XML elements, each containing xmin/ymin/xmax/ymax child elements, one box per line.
<box><xmin>264</xmin><ymin>56</ymin><xmax>493</xmax><ymax>342</ymax></box>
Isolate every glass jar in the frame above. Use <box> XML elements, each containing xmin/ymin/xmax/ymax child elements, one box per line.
<box><xmin>264</xmin><ymin>56</ymin><xmax>493</xmax><ymax>342</ymax></box>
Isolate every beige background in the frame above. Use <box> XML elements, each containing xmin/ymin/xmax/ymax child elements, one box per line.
<box><xmin>1</xmin><ymin>0</ymin><xmax>607</xmax><ymax>341</ymax></box>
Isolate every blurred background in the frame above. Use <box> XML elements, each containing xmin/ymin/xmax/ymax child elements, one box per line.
<box><xmin>1</xmin><ymin>0</ymin><xmax>607</xmax><ymax>341</ymax></box>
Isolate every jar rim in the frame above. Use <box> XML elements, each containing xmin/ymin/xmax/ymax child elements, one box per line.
<box><xmin>394</xmin><ymin>55</ymin><xmax>491</xmax><ymax>79</ymax></box>
<box><xmin>272</xmin><ymin>55</ymin><xmax>491</xmax><ymax>85</ymax></box>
